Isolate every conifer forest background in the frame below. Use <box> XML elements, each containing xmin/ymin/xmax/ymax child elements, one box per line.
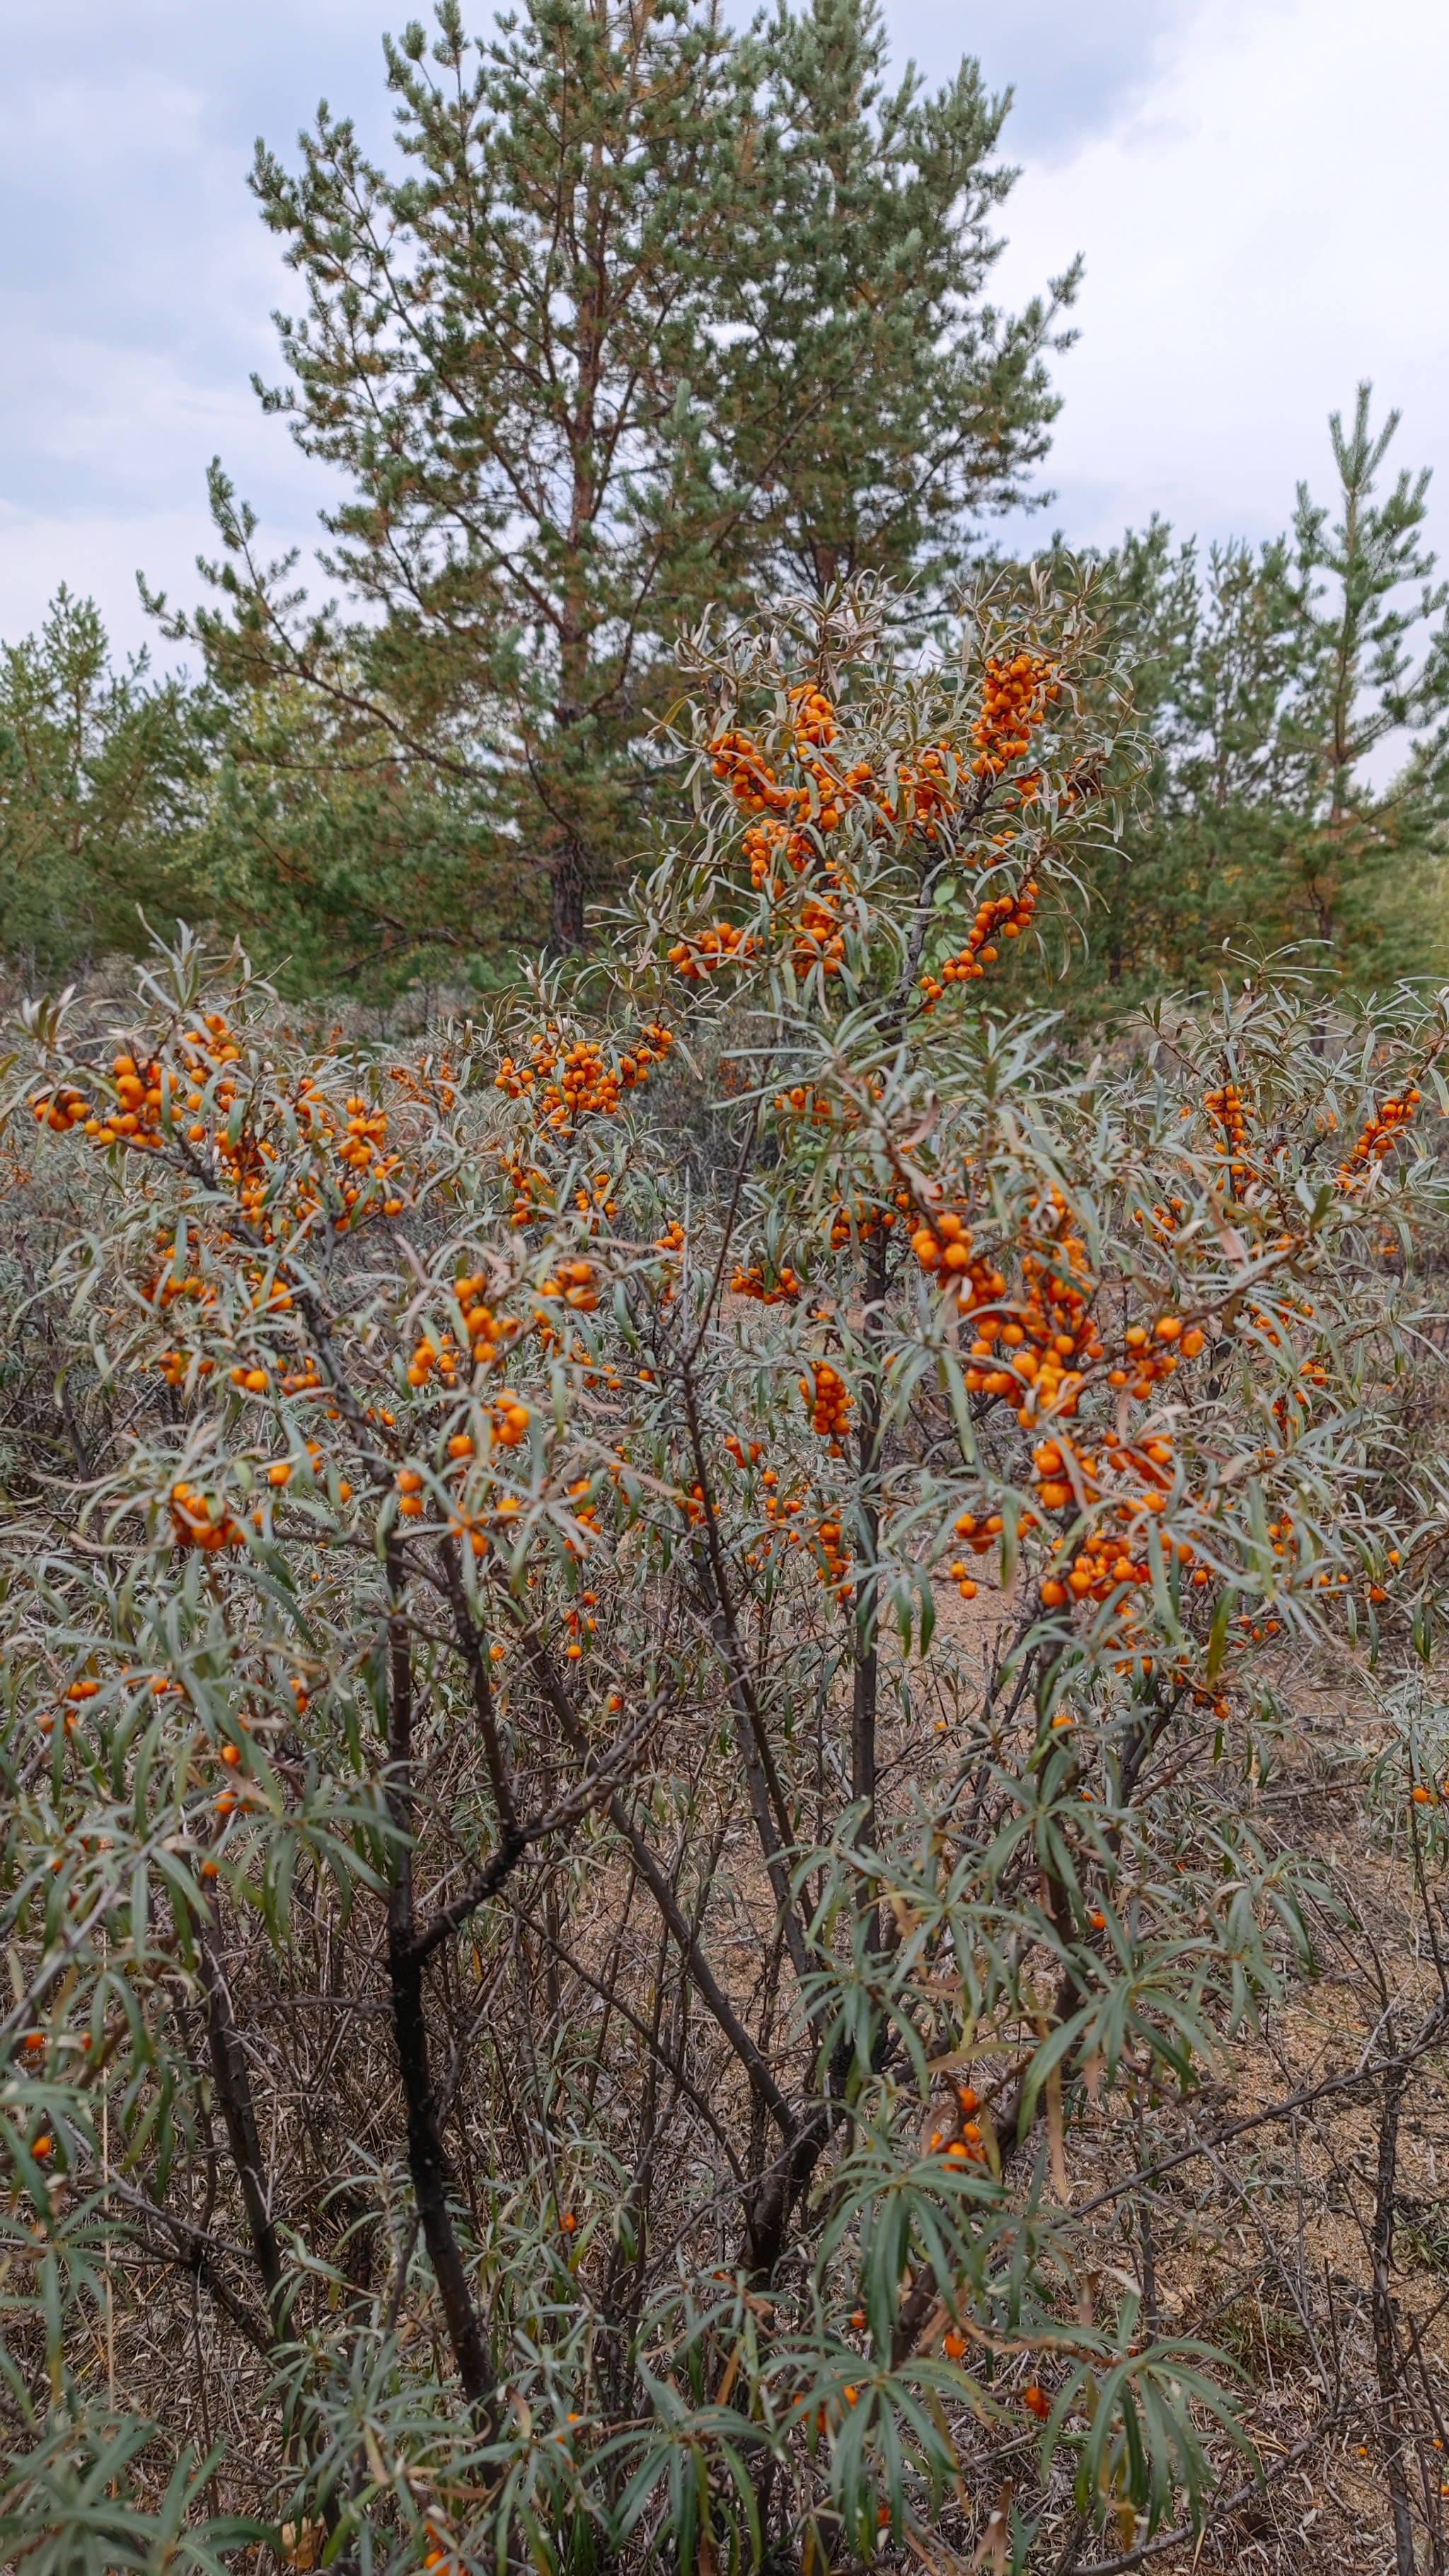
<box><xmin>4</xmin><ymin>8</ymin><xmax>1449</xmax><ymax>2576</ymax></box>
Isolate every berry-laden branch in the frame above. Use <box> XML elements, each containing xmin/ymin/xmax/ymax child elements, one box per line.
<box><xmin>6</xmin><ymin>565</ymin><xmax>1449</xmax><ymax>2575</ymax></box>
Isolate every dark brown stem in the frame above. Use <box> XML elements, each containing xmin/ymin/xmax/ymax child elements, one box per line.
<box><xmin>384</xmin><ymin>1544</ymin><xmax>496</xmax><ymax>2419</ymax></box>
<box><xmin>512</xmin><ymin>1615</ymin><xmax>796</xmax><ymax>2139</ymax></box>
<box><xmin>437</xmin><ymin>1532</ymin><xmax>518</xmax><ymax>1836</ymax></box>
<box><xmin>674</xmin><ymin>1356</ymin><xmax>814</xmax><ymax>2002</ymax></box>
<box><xmin>199</xmin><ymin>1927</ymin><xmax>284</xmax><ymax>2325</ymax></box>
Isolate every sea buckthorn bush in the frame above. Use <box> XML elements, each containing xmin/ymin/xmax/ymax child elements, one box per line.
<box><xmin>4</xmin><ymin>570</ymin><xmax>1449</xmax><ymax>2576</ymax></box>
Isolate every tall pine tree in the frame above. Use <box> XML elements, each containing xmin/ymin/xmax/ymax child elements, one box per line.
<box><xmin>159</xmin><ymin>0</ymin><xmax>1073</xmax><ymax>964</ymax></box>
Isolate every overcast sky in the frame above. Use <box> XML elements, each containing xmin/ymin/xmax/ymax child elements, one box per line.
<box><xmin>1</xmin><ymin>0</ymin><xmax>1445</xmax><ymax>662</ymax></box>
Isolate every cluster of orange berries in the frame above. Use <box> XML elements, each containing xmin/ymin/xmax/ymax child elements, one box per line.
<box><xmin>562</xmin><ymin>1594</ymin><xmax>599</xmax><ymax>1659</ymax></box>
<box><xmin>969</xmin><ymin>654</ymin><xmax>1058</xmax><ymax>778</ymax></box>
<box><xmin>814</xmin><ymin>1518</ymin><xmax>853</xmax><ymax>1600</ymax></box>
<box><xmin>774</xmin><ymin>1082</ymin><xmax>841</xmax><ymax>1125</ymax></box>
<box><xmin>1112</xmin><ymin>1313</ymin><xmax>1204</xmax><ymax>1394</ymax></box>
<box><xmin>290</xmin><ymin>1073</ymin><xmax>405</xmax><ymax>1225</ymax></box>
<box><xmin>331</xmin><ymin>1097</ymin><xmax>405</xmax><ymax>1215</ymax></box>
<box><xmin>968</xmin><ymin>1308</ymin><xmax>1084</xmax><ymax>1416</ymax></box>
<box><xmin>745</xmin><ymin>1472</ymin><xmax>802</xmax><ymax>1570</ymax></box>
<box><xmin>30</xmin><ymin>1083</ymin><xmax>91</xmax><ymax>1133</ymax></box>
<box><xmin>406</xmin><ymin>1334</ymin><xmax>464</xmax><ymax>1390</ymax></box>
<box><xmin>829</xmin><ymin>1196</ymin><xmax>901</xmax><ymax>1250</ymax></box>
<box><xmin>928</xmin><ymin>2086</ymin><xmax>987</xmax><ymax>2173</ymax></box>
<box><xmin>37</xmin><ymin>1677</ymin><xmax>100</xmax><ymax>1740</ymax></box>
<box><xmin>396</xmin><ymin>1397</ymin><xmax>532</xmax><ymax>1512</ymax></box>
<box><xmin>538</xmin><ymin>1258</ymin><xmax>600</xmax><ymax>1313</ymax></box>
<box><xmin>565</xmin><ymin>1481</ymin><xmax>604</xmax><ymax>1559</ymax></box>
<box><xmin>149</xmin><ymin>1239</ymin><xmax>221</xmax><ymax>1385</ymax></box>
<box><xmin>495</xmin><ymin>1026</ymin><xmax>672</xmax><ymax>1127</ymax></box>
<box><xmin>948</xmin><ymin>1510</ymin><xmax>1010</xmax><ymax>1580</ymax></box>
<box><xmin>574</xmin><ymin>1169</ymin><xmax>619</xmax><ymax>1230</ymax></box>
<box><xmin>1041</xmin><ymin>1528</ymin><xmax>1166</xmax><ymax>1609</ymax></box>
<box><xmin>744</xmin><ymin>818</ymin><xmax>812</xmax><ymax>891</ymax></box>
<box><xmin>723</xmin><ymin>1434</ymin><xmax>766</xmax><ymax>1470</ymax></box>
<box><xmin>716</xmin><ymin>691</ymin><xmax>971</xmax><ymax>868</ymax></box>
<box><xmin>791</xmin><ymin>684</ymin><xmax>838</xmax><ymax>749</ymax></box>
<box><xmin>710</xmin><ymin>727</ymin><xmax>797</xmax><ymax>816</ymax></box>
<box><xmin>142</xmin><ymin>1233</ymin><xmax>217</xmax><ymax>1313</ymax></box>
<box><xmin>1138</xmin><ymin>1195</ymin><xmax>1189</xmax><ymax>1245</ymax></box>
<box><xmin>731</xmin><ymin>1263</ymin><xmax>802</xmax><ymax>1303</ymax></box>
<box><xmin>1204</xmin><ymin>1080</ymin><xmax>1251</xmax><ymax>1183</ymax></box>
<box><xmin>1027</xmin><ymin>1433</ymin><xmax>1206</xmax><ymax>1610</ymax></box>
<box><xmin>542</xmin><ymin>1044</ymin><xmax>622</xmax><ymax>1128</ymax></box>
<box><xmin>910</xmin><ymin>1211</ymin><xmax>1005</xmax><ymax>1299</ymax></box>
<box><xmin>800</xmin><ymin>1361</ymin><xmax>851</xmax><ymax>1445</ymax></box>
<box><xmin>918</xmin><ymin>882</ymin><xmax>1039</xmax><ymax>1010</ymax></box>
<box><xmin>792</xmin><ymin>901</ymin><xmax>847</xmax><ymax>978</ymax></box>
<box><xmin>406</xmin><ymin>1278</ymin><xmax>524</xmax><ymax>1382</ymax></box>
<box><xmin>1232</xmin><ymin>1609</ymin><xmax>1283</xmax><ymax>1646</ymax></box>
<box><xmin>880</xmin><ymin>744</ymin><xmax>958</xmax><ymax>839</ymax></box>
<box><xmin>1342</xmin><ymin>1082</ymin><xmax>1421</xmax><ymax>1177</ymax></box>
<box><xmin>156</xmin><ymin>1348</ymin><xmax>215</xmax><ymax>1388</ymax></box>
<box><xmin>260</xmin><ymin>1438</ymin><xmax>323</xmax><ymax>1493</ymax></box>
<box><xmin>695</xmin><ymin>676</ymin><xmax>1058</xmax><ymax>981</ymax></box>
<box><xmin>495</xmin><ymin>1033</ymin><xmax>560</xmax><ymax>1099</ymax></box>
<box><xmin>656</xmin><ymin>1220</ymin><xmax>686</xmax><ymax>1257</ymax></box>
<box><xmin>32</xmin><ymin>1049</ymin><xmax>182</xmax><ymax>1153</ymax></box>
<box><xmin>37</xmin><ymin>1672</ymin><xmax>188</xmax><ymax>1745</ymax></box>
<box><xmin>966</xmin><ymin>1263</ymin><xmax>1101</xmax><ymax>1425</ymax></box>
<box><xmin>710</xmin><ymin>688</ymin><xmax>853</xmax><ymax>827</ymax></box>
<box><xmin>1040</xmin><ymin>1431</ymin><xmax>1179</xmax><ymax>1515</ymax></box>
<box><xmin>503</xmin><ymin>1156</ymin><xmax>550</xmax><ymax>1229</ymax></box>
<box><xmin>491</xmin><ymin>1393</ymin><xmax>533</xmax><ymax>1450</ymax></box>
<box><xmin>171</xmin><ymin>1482</ymin><xmax>247</xmax><ymax>1552</ymax></box>
<box><xmin>667</xmin><ymin>920</ymin><xmax>756</xmax><ymax>980</ymax></box>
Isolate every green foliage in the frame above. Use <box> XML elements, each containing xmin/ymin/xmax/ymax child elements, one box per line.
<box><xmin>183</xmin><ymin>553</ymin><xmax>543</xmax><ymax>1000</ymax></box>
<box><xmin>708</xmin><ymin>0</ymin><xmax>1078</xmax><ymax>596</ymax></box>
<box><xmin>0</xmin><ymin>2422</ymin><xmax>260</xmax><ymax>2575</ymax></box>
<box><xmin>0</xmin><ymin>591</ymin><xmax>206</xmax><ymax>978</ymax></box>
<box><xmin>1049</xmin><ymin>388</ymin><xmax>1449</xmax><ymax>1015</ymax></box>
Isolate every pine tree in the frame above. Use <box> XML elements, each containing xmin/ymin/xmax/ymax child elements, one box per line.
<box><xmin>0</xmin><ymin>591</ymin><xmax>204</xmax><ymax>980</ymax></box>
<box><xmin>1283</xmin><ymin>383</ymin><xmax>1449</xmax><ymax>955</ymax></box>
<box><xmin>1054</xmin><ymin>389</ymin><xmax>1449</xmax><ymax>1016</ymax></box>
<box><xmin>166</xmin><ymin>0</ymin><xmax>1071</xmax><ymax>964</ymax></box>
<box><xmin>714</xmin><ymin>0</ymin><xmax>1078</xmax><ymax>596</ymax></box>
<box><xmin>158</xmin><ymin>479</ymin><xmax>536</xmax><ymax>1001</ymax></box>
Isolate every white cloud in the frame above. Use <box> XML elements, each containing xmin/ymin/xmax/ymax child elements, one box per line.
<box><xmin>979</xmin><ymin>0</ymin><xmax>1449</xmax><ymax>562</ymax></box>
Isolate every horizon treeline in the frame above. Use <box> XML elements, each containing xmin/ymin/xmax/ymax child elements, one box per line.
<box><xmin>2</xmin><ymin>0</ymin><xmax>1448</xmax><ymax>1009</ymax></box>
